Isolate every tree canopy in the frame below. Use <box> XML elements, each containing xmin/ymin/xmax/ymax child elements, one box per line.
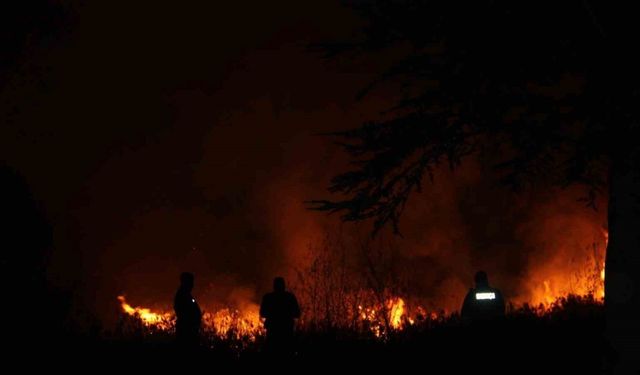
<box><xmin>310</xmin><ymin>1</ymin><xmax>637</xmax><ymax>234</ymax></box>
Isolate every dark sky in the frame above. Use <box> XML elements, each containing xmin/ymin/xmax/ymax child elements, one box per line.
<box><xmin>2</xmin><ymin>1</ymin><xmax>607</xmax><ymax>320</ymax></box>
<box><xmin>1</xmin><ymin>0</ymin><xmax>388</xmax><ymax>312</ymax></box>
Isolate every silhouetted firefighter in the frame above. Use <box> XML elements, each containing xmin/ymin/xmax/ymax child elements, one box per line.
<box><xmin>260</xmin><ymin>277</ymin><xmax>301</xmax><ymax>356</ymax></box>
<box><xmin>461</xmin><ymin>271</ymin><xmax>505</xmax><ymax>322</ymax></box>
<box><xmin>174</xmin><ymin>272</ymin><xmax>202</xmax><ymax>349</ymax></box>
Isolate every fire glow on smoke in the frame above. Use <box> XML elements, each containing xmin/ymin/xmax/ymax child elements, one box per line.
<box><xmin>117</xmin><ymin>229</ymin><xmax>606</xmax><ymax>339</ymax></box>
<box><xmin>118</xmin><ymin>294</ymin><xmax>410</xmax><ymax>339</ymax></box>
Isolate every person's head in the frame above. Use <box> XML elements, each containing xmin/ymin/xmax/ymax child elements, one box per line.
<box><xmin>180</xmin><ymin>272</ymin><xmax>195</xmax><ymax>291</ymax></box>
<box><xmin>474</xmin><ymin>271</ymin><xmax>489</xmax><ymax>288</ymax></box>
<box><xmin>273</xmin><ymin>277</ymin><xmax>285</xmax><ymax>292</ymax></box>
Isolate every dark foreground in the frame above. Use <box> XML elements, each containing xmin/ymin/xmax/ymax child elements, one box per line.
<box><xmin>13</xmin><ymin>296</ymin><xmax>612</xmax><ymax>373</ymax></box>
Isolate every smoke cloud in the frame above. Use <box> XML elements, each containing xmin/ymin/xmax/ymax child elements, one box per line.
<box><xmin>1</xmin><ymin>1</ymin><xmax>607</xmax><ymax>325</ymax></box>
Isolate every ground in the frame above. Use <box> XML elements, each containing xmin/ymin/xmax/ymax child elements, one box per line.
<box><xmin>22</xmin><ymin>295</ymin><xmax>608</xmax><ymax>373</ymax></box>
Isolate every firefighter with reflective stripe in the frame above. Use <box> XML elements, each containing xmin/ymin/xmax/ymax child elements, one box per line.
<box><xmin>461</xmin><ymin>271</ymin><xmax>505</xmax><ymax>322</ymax></box>
<box><xmin>174</xmin><ymin>272</ymin><xmax>202</xmax><ymax>348</ymax></box>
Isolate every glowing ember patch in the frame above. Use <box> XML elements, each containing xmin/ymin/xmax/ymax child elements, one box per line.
<box><xmin>475</xmin><ymin>292</ymin><xmax>496</xmax><ymax>300</ymax></box>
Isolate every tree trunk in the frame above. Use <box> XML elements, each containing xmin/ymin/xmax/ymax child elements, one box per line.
<box><xmin>606</xmin><ymin>151</ymin><xmax>640</xmax><ymax>373</ymax></box>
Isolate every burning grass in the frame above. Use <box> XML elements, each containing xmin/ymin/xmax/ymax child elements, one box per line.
<box><xmin>116</xmin><ymin>291</ymin><xmax>603</xmax><ymax>345</ymax></box>
<box><xmin>114</xmin><ymin>233</ymin><xmax>606</xmax><ymax>342</ymax></box>
<box><xmin>110</xmin><ymin>231</ymin><xmax>608</xmax><ymax>369</ymax></box>
<box><xmin>108</xmin><ymin>292</ymin><xmax>605</xmax><ymax>374</ymax></box>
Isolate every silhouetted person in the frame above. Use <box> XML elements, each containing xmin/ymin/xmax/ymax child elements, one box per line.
<box><xmin>461</xmin><ymin>271</ymin><xmax>505</xmax><ymax>323</ymax></box>
<box><xmin>260</xmin><ymin>277</ymin><xmax>300</xmax><ymax>355</ymax></box>
<box><xmin>174</xmin><ymin>272</ymin><xmax>202</xmax><ymax>349</ymax></box>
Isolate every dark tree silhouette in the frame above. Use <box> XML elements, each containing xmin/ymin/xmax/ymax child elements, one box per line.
<box><xmin>0</xmin><ymin>164</ymin><xmax>54</xmax><ymax>348</ymax></box>
<box><xmin>310</xmin><ymin>2</ymin><xmax>639</xmax><ymax>372</ymax></box>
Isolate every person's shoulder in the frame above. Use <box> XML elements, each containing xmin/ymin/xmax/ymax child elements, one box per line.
<box><xmin>462</xmin><ymin>289</ymin><xmax>474</xmax><ymax>303</ymax></box>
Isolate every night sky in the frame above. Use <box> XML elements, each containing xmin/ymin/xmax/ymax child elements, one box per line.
<box><xmin>2</xmin><ymin>1</ymin><xmax>607</xmax><ymax>323</ymax></box>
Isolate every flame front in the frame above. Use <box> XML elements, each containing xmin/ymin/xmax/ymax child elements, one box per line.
<box><xmin>522</xmin><ymin>229</ymin><xmax>607</xmax><ymax>308</ymax></box>
<box><xmin>355</xmin><ymin>297</ymin><xmax>416</xmax><ymax>337</ymax></box>
<box><xmin>388</xmin><ymin>297</ymin><xmax>405</xmax><ymax>329</ymax></box>
<box><xmin>117</xmin><ymin>296</ymin><xmax>263</xmax><ymax>339</ymax></box>
<box><xmin>205</xmin><ymin>305</ymin><xmax>263</xmax><ymax>340</ymax></box>
<box><xmin>117</xmin><ymin>231</ymin><xmax>607</xmax><ymax>338</ymax></box>
<box><xmin>117</xmin><ymin>296</ymin><xmax>173</xmax><ymax>329</ymax></box>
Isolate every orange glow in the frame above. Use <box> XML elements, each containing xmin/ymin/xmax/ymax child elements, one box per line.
<box><xmin>600</xmin><ymin>229</ymin><xmax>607</xmax><ymax>298</ymax></box>
<box><xmin>117</xmin><ymin>296</ymin><xmax>172</xmax><ymax>329</ymax></box>
<box><xmin>117</xmin><ymin>295</ymin><xmax>263</xmax><ymax>339</ymax></box>
<box><xmin>519</xmin><ymin>229</ymin><xmax>607</xmax><ymax>308</ymax></box>
<box><xmin>355</xmin><ymin>297</ymin><xmax>419</xmax><ymax>337</ymax></box>
<box><xmin>388</xmin><ymin>297</ymin><xmax>405</xmax><ymax>329</ymax></box>
<box><xmin>117</xmin><ymin>230</ymin><xmax>607</xmax><ymax>337</ymax></box>
<box><xmin>205</xmin><ymin>304</ymin><xmax>264</xmax><ymax>340</ymax></box>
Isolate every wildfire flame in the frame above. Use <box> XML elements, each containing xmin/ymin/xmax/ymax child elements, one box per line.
<box><xmin>525</xmin><ymin>229</ymin><xmax>607</xmax><ymax>308</ymax></box>
<box><xmin>388</xmin><ymin>297</ymin><xmax>405</xmax><ymax>329</ymax></box>
<box><xmin>117</xmin><ymin>230</ymin><xmax>608</xmax><ymax>338</ymax></box>
<box><xmin>117</xmin><ymin>295</ymin><xmax>263</xmax><ymax>339</ymax></box>
<box><xmin>601</xmin><ymin>229</ymin><xmax>607</xmax><ymax>298</ymax></box>
<box><xmin>355</xmin><ymin>297</ymin><xmax>416</xmax><ymax>337</ymax></box>
<box><xmin>117</xmin><ymin>296</ymin><xmax>173</xmax><ymax>329</ymax></box>
<box><xmin>205</xmin><ymin>305</ymin><xmax>263</xmax><ymax>340</ymax></box>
